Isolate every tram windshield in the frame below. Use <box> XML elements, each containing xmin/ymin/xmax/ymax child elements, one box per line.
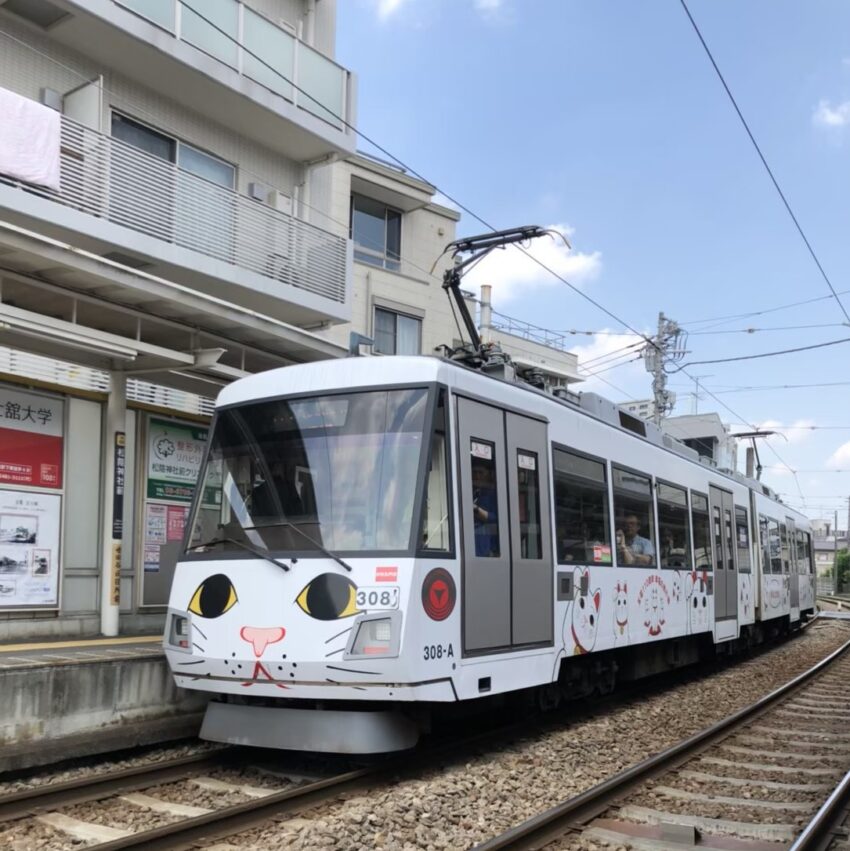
<box><xmin>187</xmin><ymin>387</ymin><xmax>430</xmax><ymax>555</ymax></box>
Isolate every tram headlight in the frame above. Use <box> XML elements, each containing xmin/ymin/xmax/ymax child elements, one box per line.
<box><xmin>166</xmin><ymin>611</ymin><xmax>191</xmax><ymax>651</ymax></box>
<box><xmin>346</xmin><ymin>612</ymin><xmax>401</xmax><ymax>658</ymax></box>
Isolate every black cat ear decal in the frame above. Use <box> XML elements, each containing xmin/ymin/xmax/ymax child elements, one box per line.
<box><xmin>296</xmin><ymin>573</ymin><xmax>360</xmax><ymax>620</ymax></box>
<box><xmin>188</xmin><ymin>574</ymin><xmax>238</xmax><ymax>618</ymax></box>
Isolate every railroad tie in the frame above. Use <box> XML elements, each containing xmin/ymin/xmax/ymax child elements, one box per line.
<box><xmin>119</xmin><ymin>793</ymin><xmax>212</xmax><ymax>817</ymax></box>
<box><xmin>190</xmin><ymin>776</ymin><xmax>277</xmax><ymax>798</ymax></box>
<box><xmin>36</xmin><ymin>813</ymin><xmax>133</xmax><ymax>843</ymax></box>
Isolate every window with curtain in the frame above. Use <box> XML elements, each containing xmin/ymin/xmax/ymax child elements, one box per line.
<box><xmin>374</xmin><ymin>307</ymin><xmax>421</xmax><ymax>355</ymax></box>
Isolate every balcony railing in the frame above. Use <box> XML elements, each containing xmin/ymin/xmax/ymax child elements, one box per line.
<box><xmin>489</xmin><ymin>310</ymin><xmax>573</xmax><ymax>353</ymax></box>
<box><xmin>6</xmin><ymin>116</ymin><xmax>347</xmax><ymax>305</ymax></box>
<box><xmin>113</xmin><ymin>0</ymin><xmax>348</xmax><ymax>130</ymax></box>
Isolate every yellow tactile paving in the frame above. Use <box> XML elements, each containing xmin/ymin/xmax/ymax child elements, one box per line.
<box><xmin>0</xmin><ymin>635</ymin><xmax>162</xmax><ymax>653</ymax></box>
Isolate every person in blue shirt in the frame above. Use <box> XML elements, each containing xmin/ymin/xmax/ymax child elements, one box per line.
<box><xmin>616</xmin><ymin>514</ymin><xmax>655</xmax><ymax>565</ymax></box>
<box><xmin>472</xmin><ymin>465</ymin><xmax>499</xmax><ymax>557</ymax></box>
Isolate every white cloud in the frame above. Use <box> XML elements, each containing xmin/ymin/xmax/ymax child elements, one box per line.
<box><xmin>475</xmin><ymin>0</ymin><xmax>502</xmax><ymax>8</ymax></box>
<box><xmin>462</xmin><ymin>223</ymin><xmax>601</xmax><ymax>303</ymax></box>
<box><xmin>376</xmin><ymin>0</ymin><xmax>408</xmax><ymax>20</ymax></box>
<box><xmin>827</xmin><ymin>440</ymin><xmax>850</xmax><ymax>468</ymax></box>
<box><xmin>755</xmin><ymin>419</ymin><xmax>817</xmax><ymax>446</ymax></box>
<box><xmin>813</xmin><ymin>99</ymin><xmax>850</xmax><ymax>128</ymax></box>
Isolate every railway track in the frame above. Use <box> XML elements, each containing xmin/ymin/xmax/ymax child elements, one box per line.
<box><xmin>0</xmin><ymin>745</ymin><xmax>381</xmax><ymax>850</ymax></box>
<box><xmin>477</xmin><ymin>634</ymin><xmax>850</xmax><ymax>851</ymax></box>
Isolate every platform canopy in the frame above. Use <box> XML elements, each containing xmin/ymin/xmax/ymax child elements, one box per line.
<box><xmin>0</xmin><ymin>221</ymin><xmax>346</xmax><ymax>398</ymax></box>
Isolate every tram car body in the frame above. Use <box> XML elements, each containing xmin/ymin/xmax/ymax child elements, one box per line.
<box><xmin>164</xmin><ymin>356</ymin><xmax>815</xmax><ymax>753</ymax></box>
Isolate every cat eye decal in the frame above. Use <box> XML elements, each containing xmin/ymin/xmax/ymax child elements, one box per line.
<box><xmin>296</xmin><ymin>573</ymin><xmax>360</xmax><ymax>620</ymax></box>
<box><xmin>188</xmin><ymin>574</ymin><xmax>238</xmax><ymax>619</ymax></box>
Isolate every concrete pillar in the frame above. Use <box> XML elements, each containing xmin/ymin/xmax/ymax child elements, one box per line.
<box><xmin>100</xmin><ymin>372</ymin><xmax>126</xmax><ymax>636</ymax></box>
<box><xmin>480</xmin><ymin>284</ymin><xmax>492</xmax><ymax>343</ymax></box>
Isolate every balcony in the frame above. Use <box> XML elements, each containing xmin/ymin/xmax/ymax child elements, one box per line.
<box><xmin>10</xmin><ymin>0</ymin><xmax>356</xmax><ymax>160</ymax></box>
<box><xmin>0</xmin><ymin>116</ymin><xmax>351</xmax><ymax>326</ymax></box>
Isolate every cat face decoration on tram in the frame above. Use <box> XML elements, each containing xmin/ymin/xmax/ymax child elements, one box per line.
<box><xmin>612</xmin><ymin>581</ymin><xmax>628</xmax><ymax>644</ymax></box>
<box><xmin>739</xmin><ymin>574</ymin><xmax>752</xmax><ymax>619</ymax></box>
<box><xmin>685</xmin><ymin>569</ymin><xmax>710</xmax><ymax>634</ymax></box>
<box><xmin>176</xmin><ymin>568</ymin><xmax>363</xmax><ymax>687</ymax></box>
<box><xmin>565</xmin><ymin>568</ymin><xmax>601</xmax><ymax>655</ymax></box>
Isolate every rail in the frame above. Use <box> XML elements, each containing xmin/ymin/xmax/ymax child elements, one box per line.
<box><xmin>476</xmin><ymin>629</ymin><xmax>850</xmax><ymax>850</ymax></box>
<box><xmin>3</xmin><ymin>115</ymin><xmax>347</xmax><ymax>304</ymax></box>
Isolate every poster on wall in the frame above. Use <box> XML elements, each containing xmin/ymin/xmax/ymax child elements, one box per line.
<box><xmin>147</xmin><ymin>419</ymin><xmax>208</xmax><ymax>502</ymax></box>
<box><xmin>0</xmin><ymin>388</ymin><xmax>64</xmax><ymax>489</ymax></box>
<box><xmin>0</xmin><ymin>489</ymin><xmax>61</xmax><ymax>607</ymax></box>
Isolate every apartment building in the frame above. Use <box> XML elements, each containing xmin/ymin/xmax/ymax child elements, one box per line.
<box><xmin>0</xmin><ymin>0</ymin><xmax>359</xmax><ymax>638</ymax></box>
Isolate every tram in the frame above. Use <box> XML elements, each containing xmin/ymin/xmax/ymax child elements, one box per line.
<box><xmin>163</xmin><ymin>229</ymin><xmax>815</xmax><ymax>753</ymax></box>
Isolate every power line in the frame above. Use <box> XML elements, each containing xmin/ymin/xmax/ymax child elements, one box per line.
<box><xmin>671</xmin><ymin>380</ymin><xmax>850</xmax><ymax>395</ymax></box>
<box><xmin>679</xmin><ymin>0</ymin><xmax>850</xmax><ymax>324</ymax></box>
<box><xmin>689</xmin><ymin>322</ymin><xmax>850</xmax><ymax>336</ymax></box>
<box><xmin>676</xmin><ymin>336</ymin><xmax>850</xmax><ymax>370</ymax></box>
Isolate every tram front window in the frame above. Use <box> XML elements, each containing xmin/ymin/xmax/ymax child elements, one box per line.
<box><xmin>189</xmin><ymin>388</ymin><xmax>429</xmax><ymax>555</ymax></box>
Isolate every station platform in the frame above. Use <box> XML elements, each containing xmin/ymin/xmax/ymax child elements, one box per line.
<box><xmin>0</xmin><ymin>634</ymin><xmax>207</xmax><ymax>773</ymax></box>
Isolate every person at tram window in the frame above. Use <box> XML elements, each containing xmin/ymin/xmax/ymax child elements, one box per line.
<box><xmin>472</xmin><ymin>463</ymin><xmax>499</xmax><ymax>557</ymax></box>
<box><xmin>616</xmin><ymin>514</ymin><xmax>655</xmax><ymax>565</ymax></box>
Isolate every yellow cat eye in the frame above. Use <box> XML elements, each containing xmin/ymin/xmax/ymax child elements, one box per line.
<box><xmin>296</xmin><ymin>573</ymin><xmax>359</xmax><ymax>621</ymax></box>
<box><xmin>188</xmin><ymin>574</ymin><xmax>238</xmax><ymax>619</ymax></box>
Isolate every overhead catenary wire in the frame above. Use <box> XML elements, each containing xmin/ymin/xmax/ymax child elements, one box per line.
<box><xmin>679</xmin><ymin>0</ymin><xmax>850</xmax><ymax>324</ymax></box>
<box><xmin>674</xmin><ymin>336</ymin><xmax>850</xmax><ymax>370</ymax></box>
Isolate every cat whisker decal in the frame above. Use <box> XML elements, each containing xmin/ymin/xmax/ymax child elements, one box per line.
<box><xmin>178</xmin><ymin>659</ymin><xmax>206</xmax><ymax>666</ymax></box>
<box><xmin>325</xmin><ymin>648</ymin><xmax>345</xmax><ymax>657</ymax></box>
<box><xmin>192</xmin><ymin>643</ymin><xmax>205</xmax><ymax>653</ymax></box>
<box><xmin>325</xmin><ymin>627</ymin><xmax>353</xmax><ymax>645</ymax></box>
<box><xmin>326</xmin><ymin>665</ymin><xmax>381</xmax><ymax>676</ymax></box>
<box><xmin>325</xmin><ymin>678</ymin><xmax>340</xmax><ymax>684</ymax></box>
<box><xmin>192</xmin><ymin>624</ymin><xmax>208</xmax><ymax>640</ymax></box>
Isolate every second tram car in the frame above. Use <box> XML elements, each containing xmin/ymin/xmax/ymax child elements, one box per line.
<box><xmin>164</xmin><ymin>355</ymin><xmax>815</xmax><ymax>752</ymax></box>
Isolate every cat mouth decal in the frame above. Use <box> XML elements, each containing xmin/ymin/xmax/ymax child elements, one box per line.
<box><xmin>242</xmin><ymin>660</ymin><xmax>288</xmax><ymax>689</ymax></box>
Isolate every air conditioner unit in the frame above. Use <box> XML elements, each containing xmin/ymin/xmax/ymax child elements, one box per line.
<box><xmin>268</xmin><ymin>190</ymin><xmax>292</xmax><ymax>216</ymax></box>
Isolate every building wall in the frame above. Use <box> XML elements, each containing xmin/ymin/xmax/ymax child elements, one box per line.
<box><xmin>319</xmin><ymin>157</ymin><xmax>462</xmax><ymax>353</ymax></box>
<box><xmin>0</xmin><ymin>13</ymin><xmax>339</xmax><ymax>230</ymax></box>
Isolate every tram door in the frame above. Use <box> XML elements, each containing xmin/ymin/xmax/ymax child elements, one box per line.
<box><xmin>709</xmin><ymin>486</ymin><xmax>737</xmax><ymax>621</ymax></box>
<box><xmin>787</xmin><ymin>518</ymin><xmax>800</xmax><ymax>608</ymax></box>
<box><xmin>457</xmin><ymin>397</ymin><xmax>553</xmax><ymax>653</ymax></box>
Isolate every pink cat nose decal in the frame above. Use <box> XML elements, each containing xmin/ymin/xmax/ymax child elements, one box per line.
<box><xmin>240</xmin><ymin>626</ymin><xmax>285</xmax><ymax>657</ymax></box>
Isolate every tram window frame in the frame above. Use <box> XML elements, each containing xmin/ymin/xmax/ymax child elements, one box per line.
<box><xmin>691</xmin><ymin>491</ymin><xmax>712</xmax><ymax>572</ymax></box>
<box><xmin>780</xmin><ymin>522</ymin><xmax>790</xmax><ymax>573</ymax></box>
<box><xmin>805</xmin><ymin>531</ymin><xmax>814</xmax><ymax>575</ymax></box>
<box><xmin>516</xmin><ymin>449</ymin><xmax>543</xmax><ymax>560</ymax></box>
<box><xmin>470</xmin><ymin>438</ymin><xmax>501</xmax><ymax>559</ymax></box>
<box><xmin>767</xmin><ymin>517</ymin><xmax>782</xmax><ymax>573</ymax></box>
<box><xmin>612</xmin><ymin>464</ymin><xmax>657</xmax><ymax>568</ymax></box>
<box><xmin>553</xmin><ymin>445</ymin><xmax>612</xmax><ymax>566</ymax></box>
<box><xmin>657</xmin><ymin>480</ymin><xmax>690</xmax><ymax>570</ymax></box>
<box><xmin>734</xmin><ymin>505</ymin><xmax>752</xmax><ymax>573</ymax></box>
<box><xmin>418</xmin><ymin>387</ymin><xmax>454</xmax><ymax>557</ymax></box>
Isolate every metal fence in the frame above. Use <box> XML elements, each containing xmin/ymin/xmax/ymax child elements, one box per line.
<box><xmin>15</xmin><ymin>116</ymin><xmax>347</xmax><ymax>304</ymax></box>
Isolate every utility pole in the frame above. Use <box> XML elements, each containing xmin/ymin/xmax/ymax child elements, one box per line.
<box><xmin>643</xmin><ymin>312</ymin><xmax>687</xmax><ymax>426</ymax></box>
<box><xmin>835</xmin><ymin>509</ymin><xmax>839</xmax><ymax>597</ymax></box>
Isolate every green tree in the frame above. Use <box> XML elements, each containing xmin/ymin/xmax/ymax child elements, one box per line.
<box><xmin>836</xmin><ymin>548</ymin><xmax>850</xmax><ymax>590</ymax></box>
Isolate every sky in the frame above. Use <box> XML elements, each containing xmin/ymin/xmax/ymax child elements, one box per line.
<box><xmin>336</xmin><ymin>0</ymin><xmax>850</xmax><ymax>527</ymax></box>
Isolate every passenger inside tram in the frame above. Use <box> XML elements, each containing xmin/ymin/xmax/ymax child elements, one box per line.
<box><xmin>471</xmin><ymin>459</ymin><xmax>499</xmax><ymax>557</ymax></box>
<box><xmin>616</xmin><ymin>514</ymin><xmax>655</xmax><ymax>565</ymax></box>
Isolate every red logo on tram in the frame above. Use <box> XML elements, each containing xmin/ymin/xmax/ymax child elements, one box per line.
<box><xmin>422</xmin><ymin>568</ymin><xmax>456</xmax><ymax>621</ymax></box>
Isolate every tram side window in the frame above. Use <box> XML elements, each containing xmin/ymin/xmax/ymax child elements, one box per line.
<box><xmin>767</xmin><ymin>518</ymin><xmax>782</xmax><ymax>573</ymax></box>
<box><xmin>780</xmin><ymin>523</ymin><xmax>790</xmax><ymax>573</ymax></box>
<box><xmin>806</xmin><ymin>531</ymin><xmax>814</xmax><ymax>575</ymax></box>
<box><xmin>657</xmin><ymin>483</ymin><xmax>690</xmax><ymax>568</ymax></box>
<box><xmin>795</xmin><ymin>530</ymin><xmax>809</xmax><ymax>575</ymax></box>
<box><xmin>612</xmin><ymin>466</ymin><xmax>656</xmax><ymax>567</ymax></box>
<box><xmin>553</xmin><ymin>448</ymin><xmax>612</xmax><ymax>565</ymax></box>
<box><xmin>517</xmin><ymin>450</ymin><xmax>542</xmax><ymax>559</ymax></box>
<box><xmin>471</xmin><ymin>440</ymin><xmax>500</xmax><ymax>558</ymax></box>
<box><xmin>735</xmin><ymin>506</ymin><xmax>751</xmax><ymax>573</ymax></box>
<box><xmin>420</xmin><ymin>390</ymin><xmax>451</xmax><ymax>553</ymax></box>
<box><xmin>691</xmin><ymin>492</ymin><xmax>712</xmax><ymax>571</ymax></box>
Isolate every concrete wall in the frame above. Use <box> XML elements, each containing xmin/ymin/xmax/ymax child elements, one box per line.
<box><xmin>0</xmin><ymin>655</ymin><xmax>207</xmax><ymax>770</ymax></box>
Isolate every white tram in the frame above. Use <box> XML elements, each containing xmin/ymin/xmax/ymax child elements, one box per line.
<box><xmin>164</xmin><ymin>354</ymin><xmax>815</xmax><ymax>753</ymax></box>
